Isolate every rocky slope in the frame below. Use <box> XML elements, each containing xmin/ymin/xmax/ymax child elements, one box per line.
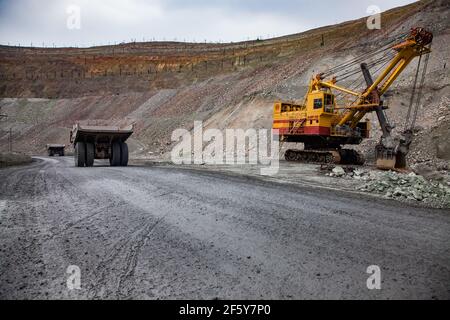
<box><xmin>0</xmin><ymin>0</ymin><xmax>449</xmax><ymax>176</ymax></box>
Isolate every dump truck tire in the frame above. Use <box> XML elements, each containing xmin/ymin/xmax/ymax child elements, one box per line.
<box><xmin>120</xmin><ymin>142</ymin><xmax>129</xmax><ymax>167</ymax></box>
<box><xmin>74</xmin><ymin>142</ymin><xmax>86</xmax><ymax>167</ymax></box>
<box><xmin>110</xmin><ymin>142</ymin><xmax>121</xmax><ymax>167</ymax></box>
<box><xmin>86</xmin><ymin>142</ymin><xmax>95</xmax><ymax>167</ymax></box>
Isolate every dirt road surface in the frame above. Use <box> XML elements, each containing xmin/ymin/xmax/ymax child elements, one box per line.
<box><xmin>0</xmin><ymin>157</ymin><xmax>449</xmax><ymax>299</ymax></box>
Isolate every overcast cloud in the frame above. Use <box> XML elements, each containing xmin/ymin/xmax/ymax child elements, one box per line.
<box><xmin>0</xmin><ymin>0</ymin><xmax>416</xmax><ymax>47</ymax></box>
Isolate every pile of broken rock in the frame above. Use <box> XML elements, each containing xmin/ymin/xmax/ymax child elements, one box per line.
<box><xmin>325</xmin><ymin>166</ymin><xmax>450</xmax><ymax>208</ymax></box>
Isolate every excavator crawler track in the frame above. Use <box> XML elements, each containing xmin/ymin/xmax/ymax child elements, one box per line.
<box><xmin>285</xmin><ymin>149</ymin><xmax>365</xmax><ymax>166</ymax></box>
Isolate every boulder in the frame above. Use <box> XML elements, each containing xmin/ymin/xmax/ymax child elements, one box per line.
<box><xmin>332</xmin><ymin>166</ymin><xmax>346</xmax><ymax>177</ymax></box>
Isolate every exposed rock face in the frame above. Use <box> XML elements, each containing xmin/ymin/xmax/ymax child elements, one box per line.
<box><xmin>0</xmin><ymin>0</ymin><xmax>449</xmax><ymax>171</ymax></box>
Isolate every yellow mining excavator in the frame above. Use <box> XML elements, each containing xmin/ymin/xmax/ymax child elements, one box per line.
<box><xmin>273</xmin><ymin>27</ymin><xmax>433</xmax><ymax>170</ymax></box>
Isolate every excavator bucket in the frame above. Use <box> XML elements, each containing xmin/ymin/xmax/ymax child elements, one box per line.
<box><xmin>376</xmin><ymin>156</ymin><xmax>407</xmax><ymax>170</ymax></box>
<box><xmin>375</xmin><ymin>145</ymin><xmax>408</xmax><ymax>171</ymax></box>
<box><xmin>376</xmin><ymin>157</ymin><xmax>397</xmax><ymax>170</ymax></box>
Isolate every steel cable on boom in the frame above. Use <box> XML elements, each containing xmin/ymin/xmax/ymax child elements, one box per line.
<box><xmin>326</xmin><ymin>31</ymin><xmax>408</xmax><ymax>74</ymax></box>
<box><xmin>405</xmin><ymin>52</ymin><xmax>423</xmax><ymax>130</ymax></box>
<box><xmin>322</xmin><ymin>47</ymin><xmax>390</xmax><ymax>78</ymax></box>
<box><xmin>333</xmin><ymin>51</ymin><xmax>395</xmax><ymax>94</ymax></box>
<box><xmin>335</xmin><ymin>47</ymin><xmax>396</xmax><ymax>79</ymax></box>
<box><xmin>335</xmin><ymin>53</ymin><xmax>395</xmax><ymax>82</ymax></box>
<box><xmin>333</xmin><ymin>55</ymin><xmax>397</xmax><ymax>106</ymax></box>
<box><xmin>321</xmin><ymin>32</ymin><xmax>408</xmax><ymax>78</ymax></box>
<box><xmin>410</xmin><ymin>46</ymin><xmax>431</xmax><ymax>131</ymax></box>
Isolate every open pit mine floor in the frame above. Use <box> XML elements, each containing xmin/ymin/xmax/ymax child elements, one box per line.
<box><xmin>0</xmin><ymin>157</ymin><xmax>449</xmax><ymax>299</ymax></box>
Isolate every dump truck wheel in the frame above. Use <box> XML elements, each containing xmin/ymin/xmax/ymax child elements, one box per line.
<box><xmin>86</xmin><ymin>142</ymin><xmax>95</xmax><ymax>167</ymax></box>
<box><xmin>74</xmin><ymin>142</ymin><xmax>86</xmax><ymax>167</ymax></box>
<box><xmin>120</xmin><ymin>142</ymin><xmax>129</xmax><ymax>167</ymax></box>
<box><xmin>110</xmin><ymin>142</ymin><xmax>121</xmax><ymax>167</ymax></box>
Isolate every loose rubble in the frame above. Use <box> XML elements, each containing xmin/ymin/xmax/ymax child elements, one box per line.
<box><xmin>324</xmin><ymin>166</ymin><xmax>450</xmax><ymax>209</ymax></box>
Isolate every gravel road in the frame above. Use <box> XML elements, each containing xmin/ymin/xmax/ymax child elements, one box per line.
<box><xmin>0</xmin><ymin>157</ymin><xmax>449</xmax><ymax>300</ymax></box>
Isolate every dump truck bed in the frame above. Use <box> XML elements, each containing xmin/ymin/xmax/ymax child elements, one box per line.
<box><xmin>70</xmin><ymin>124</ymin><xmax>133</xmax><ymax>144</ymax></box>
<box><xmin>46</xmin><ymin>144</ymin><xmax>66</xmax><ymax>149</ymax></box>
<box><xmin>46</xmin><ymin>144</ymin><xmax>66</xmax><ymax>157</ymax></box>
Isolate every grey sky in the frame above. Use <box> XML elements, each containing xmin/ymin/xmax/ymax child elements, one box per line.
<box><xmin>0</xmin><ymin>0</ymin><xmax>416</xmax><ymax>47</ymax></box>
